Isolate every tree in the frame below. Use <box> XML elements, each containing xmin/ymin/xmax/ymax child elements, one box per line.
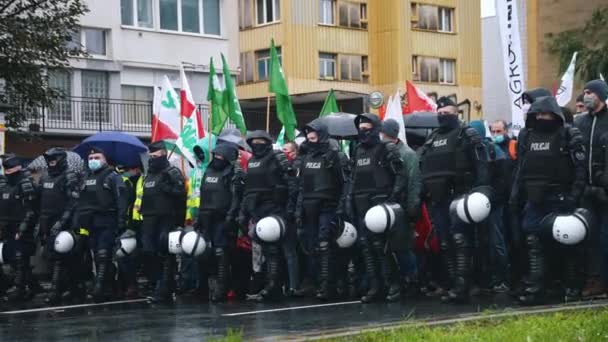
<box><xmin>546</xmin><ymin>6</ymin><xmax>608</xmax><ymax>82</ymax></box>
<box><xmin>0</xmin><ymin>0</ymin><xmax>88</xmax><ymax>129</ymax></box>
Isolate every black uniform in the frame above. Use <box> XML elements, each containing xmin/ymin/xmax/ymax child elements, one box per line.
<box><xmin>349</xmin><ymin>113</ymin><xmax>406</xmax><ymax>303</ymax></box>
<box><xmin>39</xmin><ymin>148</ymin><xmax>82</xmax><ymax>304</ymax></box>
<box><xmin>419</xmin><ymin>111</ymin><xmax>488</xmax><ymax>303</ymax></box>
<box><xmin>0</xmin><ymin>155</ymin><xmax>37</xmax><ymax>301</ymax></box>
<box><xmin>238</xmin><ymin>130</ymin><xmax>296</xmax><ymax>301</ymax></box>
<box><xmin>197</xmin><ymin>143</ymin><xmax>243</xmax><ymax>302</ymax></box>
<box><xmin>512</xmin><ymin>96</ymin><xmax>587</xmax><ymax>304</ymax></box>
<box><xmin>295</xmin><ymin>122</ymin><xmax>349</xmax><ymax>300</ymax></box>
<box><xmin>140</xmin><ymin>146</ymin><xmax>186</xmax><ymax>303</ymax></box>
<box><xmin>76</xmin><ymin>158</ymin><xmax>127</xmax><ymax>302</ymax></box>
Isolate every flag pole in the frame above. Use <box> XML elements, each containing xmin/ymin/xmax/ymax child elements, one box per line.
<box><xmin>208</xmin><ymin>103</ymin><xmax>213</xmax><ymax>161</ymax></box>
<box><xmin>266</xmin><ymin>95</ymin><xmax>271</xmax><ymax>133</ymax></box>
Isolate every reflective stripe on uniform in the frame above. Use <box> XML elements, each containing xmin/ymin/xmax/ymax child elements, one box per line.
<box><xmin>133</xmin><ymin>177</ymin><xmax>143</xmax><ymax>221</ymax></box>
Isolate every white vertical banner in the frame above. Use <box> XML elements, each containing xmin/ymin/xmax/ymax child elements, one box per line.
<box><xmin>496</xmin><ymin>0</ymin><xmax>526</xmax><ymax>132</ymax></box>
<box><xmin>555</xmin><ymin>52</ymin><xmax>578</xmax><ymax>106</ymax></box>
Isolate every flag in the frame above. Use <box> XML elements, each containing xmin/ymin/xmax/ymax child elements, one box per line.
<box><xmin>556</xmin><ymin>52</ymin><xmax>578</xmax><ymax>106</ymax></box>
<box><xmin>207</xmin><ymin>57</ymin><xmax>228</xmax><ymax>135</ymax></box>
<box><xmin>221</xmin><ymin>53</ymin><xmax>247</xmax><ymax>135</ymax></box>
<box><xmin>319</xmin><ymin>89</ymin><xmax>339</xmax><ymax>117</ymax></box>
<box><xmin>176</xmin><ymin>65</ymin><xmax>205</xmax><ymax>166</ymax></box>
<box><xmin>152</xmin><ymin>76</ymin><xmax>180</xmax><ymax>142</ymax></box>
<box><xmin>268</xmin><ymin>39</ymin><xmax>297</xmax><ymax>141</ymax></box>
<box><xmin>404</xmin><ymin>81</ymin><xmax>437</xmax><ymax>113</ymax></box>
<box><xmin>384</xmin><ymin>91</ymin><xmax>407</xmax><ymax>143</ymax></box>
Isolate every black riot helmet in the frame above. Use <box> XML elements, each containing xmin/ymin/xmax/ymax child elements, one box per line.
<box><xmin>43</xmin><ymin>147</ymin><xmax>68</xmax><ymax>176</ymax></box>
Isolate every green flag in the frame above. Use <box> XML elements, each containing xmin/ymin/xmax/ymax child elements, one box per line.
<box><xmin>268</xmin><ymin>39</ymin><xmax>297</xmax><ymax>141</ymax></box>
<box><xmin>207</xmin><ymin>57</ymin><xmax>228</xmax><ymax>135</ymax></box>
<box><xmin>320</xmin><ymin>89</ymin><xmax>339</xmax><ymax>117</ymax></box>
<box><xmin>221</xmin><ymin>53</ymin><xmax>247</xmax><ymax>135</ymax></box>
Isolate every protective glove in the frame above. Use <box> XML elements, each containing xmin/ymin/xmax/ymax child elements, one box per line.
<box><xmin>237</xmin><ymin>215</ymin><xmax>248</xmax><ymax>228</ymax></box>
<box><xmin>50</xmin><ymin>221</ymin><xmax>63</xmax><ymax>237</ymax></box>
<box><xmin>18</xmin><ymin>222</ymin><xmax>28</xmax><ymax>234</ymax></box>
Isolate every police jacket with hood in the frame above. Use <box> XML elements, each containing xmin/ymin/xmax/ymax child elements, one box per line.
<box><xmin>39</xmin><ymin>160</ymin><xmax>80</xmax><ymax>230</ymax></box>
<box><xmin>351</xmin><ymin>113</ymin><xmax>406</xmax><ymax>201</ymax></box>
<box><xmin>419</xmin><ymin>120</ymin><xmax>489</xmax><ymax>201</ymax></box>
<box><xmin>0</xmin><ymin>171</ymin><xmax>37</xmax><ymax>228</ymax></box>
<box><xmin>512</xmin><ymin>96</ymin><xmax>586</xmax><ymax>204</ymax></box>
<box><xmin>574</xmin><ymin>104</ymin><xmax>608</xmax><ymax>187</ymax></box>
<box><xmin>77</xmin><ymin>165</ymin><xmax>128</xmax><ymax>229</ymax></box>
<box><xmin>198</xmin><ymin>143</ymin><xmax>244</xmax><ymax>217</ymax></box>
<box><xmin>296</xmin><ymin>121</ymin><xmax>350</xmax><ymax>210</ymax></box>
<box><xmin>141</xmin><ymin>157</ymin><xmax>186</xmax><ymax>222</ymax></box>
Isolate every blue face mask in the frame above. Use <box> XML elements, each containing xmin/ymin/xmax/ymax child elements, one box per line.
<box><xmin>493</xmin><ymin>135</ymin><xmax>505</xmax><ymax>144</ymax></box>
<box><xmin>88</xmin><ymin>159</ymin><xmax>103</xmax><ymax>171</ymax></box>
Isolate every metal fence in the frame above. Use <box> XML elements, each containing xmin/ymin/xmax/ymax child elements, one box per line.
<box><xmin>24</xmin><ymin>96</ymin><xmax>210</xmax><ymax>136</ymax></box>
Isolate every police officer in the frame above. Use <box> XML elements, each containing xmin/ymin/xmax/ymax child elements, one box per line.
<box><xmin>238</xmin><ymin>131</ymin><xmax>295</xmax><ymax>302</ymax></box>
<box><xmin>349</xmin><ymin>113</ymin><xmax>406</xmax><ymax>303</ymax></box>
<box><xmin>39</xmin><ymin>148</ymin><xmax>82</xmax><ymax>304</ymax></box>
<box><xmin>295</xmin><ymin>121</ymin><xmax>349</xmax><ymax>301</ymax></box>
<box><xmin>140</xmin><ymin>142</ymin><xmax>186</xmax><ymax>303</ymax></box>
<box><xmin>575</xmin><ymin>80</ymin><xmax>608</xmax><ymax>298</ymax></box>
<box><xmin>419</xmin><ymin>97</ymin><xmax>488</xmax><ymax>304</ymax></box>
<box><xmin>512</xmin><ymin>96</ymin><xmax>586</xmax><ymax>304</ymax></box>
<box><xmin>197</xmin><ymin>143</ymin><xmax>243</xmax><ymax>302</ymax></box>
<box><xmin>76</xmin><ymin>148</ymin><xmax>127</xmax><ymax>302</ymax></box>
<box><xmin>0</xmin><ymin>154</ymin><xmax>37</xmax><ymax>301</ymax></box>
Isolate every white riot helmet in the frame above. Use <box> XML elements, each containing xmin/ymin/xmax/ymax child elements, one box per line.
<box><xmin>0</xmin><ymin>242</ymin><xmax>6</xmax><ymax>264</ymax></box>
<box><xmin>181</xmin><ymin>231</ymin><xmax>207</xmax><ymax>256</ymax></box>
<box><xmin>453</xmin><ymin>189</ymin><xmax>492</xmax><ymax>224</ymax></box>
<box><xmin>551</xmin><ymin>209</ymin><xmax>591</xmax><ymax>245</ymax></box>
<box><xmin>255</xmin><ymin>216</ymin><xmax>286</xmax><ymax>242</ymax></box>
<box><xmin>116</xmin><ymin>231</ymin><xmax>137</xmax><ymax>258</ymax></box>
<box><xmin>364</xmin><ymin>203</ymin><xmax>404</xmax><ymax>233</ymax></box>
<box><xmin>336</xmin><ymin>220</ymin><xmax>357</xmax><ymax>248</ymax></box>
<box><xmin>168</xmin><ymin>230</ymin><xmax>184</xmax><ymax>255</ymax></box>
<box><xmin>54</xmin><ymin>231</ymin><xmax>76</xmax><ymax>254</ymax></box>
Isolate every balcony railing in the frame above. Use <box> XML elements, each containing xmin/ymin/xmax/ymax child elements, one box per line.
<box><xmin>23</xmin><ymin>96</ymin><xmax>210</xmax><ymax>137</ymax></box>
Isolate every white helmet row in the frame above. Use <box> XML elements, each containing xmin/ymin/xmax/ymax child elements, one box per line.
<box><xmin>450</xmin><ymin>190</ymin><xmax>492</xmax><ymax>224</ymax></box>
<box><xmin>336</xmin><ymin>221</ymin><xmax>357</xmax><ymax>248</ymax></box>
<box><xmin>256</xmin><ymin>216</ymin><xmax>286</xmax><ymax>242</ymax></box>
<box><xmin>116</xmin><ymin>231</ymin><xmax>137</xmax><ymax>258</ymax></box>
<box><xmin>54</xmin><ymin>231</ymin><xmax>77</xmax><ymax>254</ymax></box>
<box><xmin>364</xmin><ymin>203</ymin><xmax>403</xmax><ymax>233</ymax></box>
<box><xmin>0</xmin><ymin>242</ymin><xmax>6</xmax><ymax>264</ymax></box>
<box><xmin>168</xmin><ymin>230</ymin><xmax>184</xmax><ymax>254</ymax></box>
<box><xmin>181</xmin><ymin>231</ymin><xmax>207</xmax><ymax>256</ymax></box>
<box><xmin>550</xmin><ymin>209</ymin><xmax>591</xmax><ymax>245</ymax></box>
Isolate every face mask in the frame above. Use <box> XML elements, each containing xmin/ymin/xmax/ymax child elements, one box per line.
<box><xmin>535</xmin><ymin>119</ymin><xmax>561</xmax><ymax>133</ymax></box>
<box><xmin>584</xmin><ymin>95</ymin><xmax>598</xmax><ymax>112</ymax></box>
<box><xmin>251</xmin><ymin>143</ymin><xmax>271</xmax><ymax>157</ymax></box>
<box><xmin>148</xmin><ymin>156</ymin><xmax>168</xmax><ymax>171</ymax></box>
<box><xmin>493</xmin><ymin>135</ymin><xmax>505</xmax><ymax>144</ymax></box>
<box><xmin>438</xmin><ymin>114</ymin><xmax>459</xmax><ymax>130</ymax></box>
<box><xmin>88</xmin><ymin>159</ymin><xmax>103</xmax><ymax>171</ymax></box>
<box><xmin>522</xmin><ymin>103</ymin><xmax>531</xmax><ymax>115</ymax></box>
<box><xmin>5</xmin><ymin>172</ymin><xmax>19</xmax><ymax>185</ymax></box>
<box><xmin>209</xmin><ymin>157</ymin><xmax>229</xmax><ymax>170</ymax></box>
<box><xmin>358</xmin><ymin>128</ymin><xmax>379</xmax><ymax>146</ymax></box>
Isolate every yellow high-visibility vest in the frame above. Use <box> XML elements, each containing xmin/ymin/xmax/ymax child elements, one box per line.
<box><xmin>132</xmin><ymin>176</ymin><xmax>144</xmax><ymax>221</ymax></box>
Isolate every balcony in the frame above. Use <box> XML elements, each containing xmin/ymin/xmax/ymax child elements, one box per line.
<box><xmin>22</xmin><ymin>96</ymin><xmax>210</xmax><ymax>138</ymax></box>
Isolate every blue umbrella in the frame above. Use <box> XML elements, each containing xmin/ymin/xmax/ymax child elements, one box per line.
<box><xmin>74</xmin><ymin>131</ymin><xmax>148</xmax><ymax>167</ymax></box>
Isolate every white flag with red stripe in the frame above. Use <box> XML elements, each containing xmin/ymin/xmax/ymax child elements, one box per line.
<box><xmin>151</xmin><ymin>76</ymin><xmax>180</xmax><ymax>142</ymax></box>
<box><xmin>176</xmin><ymin>65</ymin><xmax>205</xmax><ymax>166</ymax></box>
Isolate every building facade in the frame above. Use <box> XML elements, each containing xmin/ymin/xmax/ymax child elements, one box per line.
<box><xmin>236</xmin><ymin>0</ymin><xmax>482</xmax><ymax>133</ymax></box>
<box><xmin>10</xmin><ymin>0</ymin><xmax>239</xmax><ymax>157</ymax></box>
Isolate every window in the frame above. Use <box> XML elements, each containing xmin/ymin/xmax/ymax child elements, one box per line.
<box><xmin>255</xmin><ymin>48</ymin><xmax>280</xmax><ymax>81</ymax></box>
<box><xmin>159</xmin><ymin>0</ymin><xmax>221</xmax><ymax>34</ymax></box>
<box><xmin>319</xmin><ymin>0</ymin><xmax>335</xmax><ymax>25</ymax></box>
<box><xmin>84</xmin><ymin>28</ymin><xmax>106</xmax><ymax>55</ymax></box>
<box><xmin>338</xmin><ymin>1</ymin><xmax>366</xmax><ymax>29</ymax></box>
<box><xmin>412</xmin><ymin>56</ymin><xmax>456</xmax><ymax>84</ymax></box>
<box><xmin>122</xmin><ymin>85</ymin><xmax>153</xmax><ymax>125</ymax></box>
<box><xmin>81</xmin><ymin>71</ymin><xmax>109</xmax><ymax>122</ymax></box>
<box><xmin>160</xmin><ymin>0</ymin><xmax>179</xmax><ymax>30</ymax></box>
<box><xmin>412</xmin><ymin>3</ymin><xmax>454</xmax><ymax>33</ymax></box>
<box><xmin>256</xmin><ymin>0</ymin><xmax>280</xmax><ymax>25</ymax></box>
<box><xmin>319</xmin><ymin>53</ymin><xmax>336</xmax><ymax>79</ymax></box>
<box><xmin>238</xmin><ymin>52</ymin><xmax>255</xmax><ymax>84</ymax></box>
<box><xmin>339</xmin><ymin>54</ymin><xmax>367</xmax><ymax>82</ymax></box>
<box><xmin>203</xmin><ymin>0</ymin><xmax>221</xmax><ymax>35</ymax></box>
<box><xmin>239</xmin><ymin>0</ymin><xmax>254</xmax><ymax>29</ymax></box>
<box><xmin>121</xmin><ymin>0</ymin><xmax>154</xmax><ymax>27</ymax></box>
<box><xmin>48</xmin><ymin>70</ymin><xmax>72</xmax><ymax>121</ymax></box>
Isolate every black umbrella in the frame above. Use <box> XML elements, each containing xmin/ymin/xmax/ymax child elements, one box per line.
<box><xmin>309</xmin><ymin>112</ymin><xmax>358</xmax><ymax>138</ymax></box>
<box><xmin>403</xmin><ymin>112</ymin><xmax>439</xmax><ymax>129</ymax></box>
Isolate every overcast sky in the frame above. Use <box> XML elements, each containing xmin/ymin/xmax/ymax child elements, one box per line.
<box><xmin>481</xmin><ymin>0</ymin><xmax>496</xmax><ymax>18</ymax></box>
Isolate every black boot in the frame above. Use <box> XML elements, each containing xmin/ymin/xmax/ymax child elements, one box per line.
<box><xmin>347</xmin><ymin>260</ymin><xmax>359</xmax><ymax>299</ymax></box>
<box><xmin>45</xmin><ymin>259</ymin><xmax>64</xmax><ymax>305</ymax></box>
<box><xmin>434</xmin><ymin>240</ymin><xmax>454</xmax><ymax>298</ymax></box>
<box><xmin>152</xmin><ymin>255</ymin><xmax>176</xmax><ymax>303</ymax></box>
<box><xmin>373</xmin><ymin>239</ymin><xmax>400</xmax><ymax>302</ymax></box>
<box><xmin>442</xmin><ymin>234</ymin><xmax>470</xmax><ymax>304</ymax></box>
<box><xmin>361</xmin><ymin>243</ymin><xmax>380</xmax><ymax>303</ymax></box>
<box><xmin>212</xmin><ymin>248</ymin><xmax>227</xmax><ymax>303</ymax></box>
<box><xmin>519</xmin><ymin>235</ymin><xmax>544</xmax><ymax>305</ymax></box>
<box><xmin>257</xmin><ymin>245</ymin><xmax>281</xmax><ymax>302</ymax></box>
<box><xmin>9</xmin><ymin>252</ymin><xmax>27</xmax><ymax>302</ymax></box>
<box><xmin>93</xmin><ymin>249</ymin><xmax>110</xmax><ymax>303</ymax></box>
<box><xmin>564</xmin><ymin>248</ymin><xmax>582</xmax><ymax>302</ymax></box>
<box><xmin>316</xmin><ymin>241</ymin><xmax>334</xmax><ymax>301</ymax></box>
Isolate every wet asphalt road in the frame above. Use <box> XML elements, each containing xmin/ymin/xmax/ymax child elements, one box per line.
<box><xmin>2</xmin><ymin>292</ymin><xmax>606</xmax><ymax>341</ymax></box>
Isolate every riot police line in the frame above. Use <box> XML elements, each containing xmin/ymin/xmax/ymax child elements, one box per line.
<box><xmin>0</xmin><ymin>80</ymin><xmax>607</xmax><ymax>307</ymax></box>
